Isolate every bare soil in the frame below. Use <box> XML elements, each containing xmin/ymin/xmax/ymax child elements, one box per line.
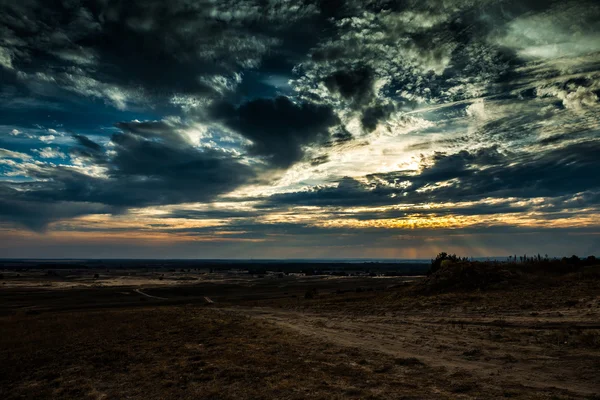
<box><xmin>1</xmin><ymin>267</ymin><xmax>598</xmax><ymax>399</ymax></box>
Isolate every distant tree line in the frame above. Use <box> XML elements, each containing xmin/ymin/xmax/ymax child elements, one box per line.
<box><xmin>430</xmin><ymin>252</ymin><xmax>598</xmax><ymax>275</ymax></box>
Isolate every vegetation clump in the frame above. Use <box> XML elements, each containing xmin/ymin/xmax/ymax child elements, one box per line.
<box><xmin>423</xmin><ymin>260</ymin><xmax>517</xmax><ymax>293</ymax></box>
<box><xmin>422</xmin><ymin>252</ymin><xmax>599</xmax><ymax>293</ymax></box>
<box><xmin>429</xmin><ymin>252</ymin><xmax>468</xmax><ymax>275</ymax></box>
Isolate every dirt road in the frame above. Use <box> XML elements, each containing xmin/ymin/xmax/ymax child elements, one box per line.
<box><xmin>133</xmin><ymin>288</ymin><xmax>168</xmax><ymax>300</ymax></box>
<box><xmin>225</xmin><ymin>306</ymin><xmax>600</xmax><ymax>397</ymax></box>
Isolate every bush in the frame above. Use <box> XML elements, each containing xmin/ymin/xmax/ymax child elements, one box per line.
<box><xmin>421</xmin><ymin>261</ymin><xmax>518</xmax><ymax>293</ymax></box>
<box><xmin>429</xmin><ymin>252</ymin><xmax>464</xmax><ymax>275</ymax></box>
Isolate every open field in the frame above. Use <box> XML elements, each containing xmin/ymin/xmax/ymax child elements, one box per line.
<box><xmin>1</xmin><ymin>263</ymin><xmax>599</xmax><ymax>399</ymax></box>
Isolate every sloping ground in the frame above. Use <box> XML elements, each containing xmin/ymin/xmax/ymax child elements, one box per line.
<box><xmin>0</xmin><ymin>305</ymin><xmax>525</xmax><ymax>400</ymax></box>
<box><xmin>230</xmin><ymin>306</ymin><xmax>599</xmax><ymax>398</ymax></box>
<box><xmin>234</xmin><ymin>272</ymin><xmax>600</xmax><ymax>398</ymax></box>
<box><xmin>1</xmin><ymin>267</ymin><xmax>598</xmax><ymax>399</ymax></box>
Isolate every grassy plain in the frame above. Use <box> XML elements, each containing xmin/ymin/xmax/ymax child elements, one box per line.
<box><xmin>1</xmin><ymin>264</ymin><xmax>599</xmax><ymax>399</ymax></box>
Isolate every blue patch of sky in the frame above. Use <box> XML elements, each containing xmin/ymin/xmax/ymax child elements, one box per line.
<box><xmin>0</xmin><ymin>93</ymin><xmax>162</xmax><ymax>159</ymax></box>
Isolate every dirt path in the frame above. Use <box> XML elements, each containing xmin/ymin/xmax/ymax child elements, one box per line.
<box><xmin>224</xmin><ymin>306</ymin><xmax>600</xmax><ymax>397</ymax></box>
<box><xmin>133</xmin><ymin>288</ymin><xmax>168</xmax><ymax>300</ymax></box>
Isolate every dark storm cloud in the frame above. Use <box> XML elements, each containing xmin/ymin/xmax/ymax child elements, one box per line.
<box><xmin>320</xmin><ymin>66</ymin><xmax>397</xmax><ymax>132</ymax></box>
<box><xmin>72</xmin><ymin>134</ymin><xmax>103</xmax><ymax>152</ymax></box>
<box><xmin>324</xmin><ymin>67</ymin><xmax>374</xmax><ymax>105</ymax></box>
<box><xmin>0</xmin><ymin>187</ymin><xmax>115</xmax><ymax>232</ymax></box>
<box><xmin>265</xmin><ymin>141</ymin><xmax>600</xmax><ymax>208</ymax></box>
<box><xmin>0</xmin><ymin>120</ymin><xmax>256</xmax><ymax>229</ymax></box>
<box><xmin>68</xmin><ymin>133</ymin><xmax>108</xmax><ymax>163</ymax></box>
<box><xmin>165</xmin><ymin>209</ymin><xmax>260</xmax><ymax>220</ymax></box>
<box><xmin>295</xmin><ymin>0</ymin><xmax>600</xmax><ymax>123</ymax></box>
<box><xmin>210</xmin><ymin>96</ymin><xmax>339</xmax><ymax>167</ymax></box>
<box><xmin>323</xmin><ymin>127</ymin><xmax>354</xmax><ymax>147</ymax></box>
<box><xmin>0</xmin><ymin>0</ymin><xmax>333</xmax><ymax>108</ymax></box>
<box><xmin>105</xmin><ymin>128</ymin><xmax>255</xmax><ymax>202</ymax></box>
<box><xmin>404</xmin><ymin>141</ymin><xmax>600</xmax><ymax>202</ymax></box>
<box><xmin>1</xmin><ymin>0</ymin><xmax>600</xmax><ymax>258</ymax></box>
<box><xmin>113</xmin><ymin>120</ymin><xmax>190</xmax><ymax>147</ymax></box>
<box><xmin>263</xmin><ymin>176</ymin><xmax>396</xmax><ymax>208</ymax></box>
<box><xmin>310</xmin><ymin>155</ymin><xmax>330</xmax><ymax>166</ymax></box>
<box><xmin>361</xmin><ymin>104</ymin><xmax>395</xmax><ymax>132</ymax></box>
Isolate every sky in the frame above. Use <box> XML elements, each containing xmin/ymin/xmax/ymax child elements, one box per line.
<box><xmin>0</xmin><ymin>0</ymin><xmax>599</xmax><ymax>259</ymax></box>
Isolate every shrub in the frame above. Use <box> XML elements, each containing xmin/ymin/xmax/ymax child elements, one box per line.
<box><xmin>421</xmin><ymin>261</ymin><xmax>518</xmax><ymax>293</ymax></box>
<box><xmin>429</xmin><ymin>252</ymin><xmax>464</xmax><ymax>275</ymax></box>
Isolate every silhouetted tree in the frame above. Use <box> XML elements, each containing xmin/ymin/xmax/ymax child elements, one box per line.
<box><xmin>429</xmin><ymin>252</ymin><xmax>461</xmax><ymax>275</ymax></box>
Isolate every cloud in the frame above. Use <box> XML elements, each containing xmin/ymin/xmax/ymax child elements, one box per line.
<box><xmin>0</xmin><ymin>0</ymin><xmax>330</xmax><ymax>110</ymax></box>
<box><xmin>0</xmin><ymin>148</ymin><xmax>31</xmax><ymax>160</ymax></box>
<box><xmin>210</xmin><ymin>96</ymin><xmax>339</xmax><ymax>167</ymax></box>
<box><xmin>32</xmin><ymin>147</ymin><xmax>66</xmax><ymax>159</ymax></box>
<box><xmin>561</xmin><ymin>87</ymin><xmax>599</xmax><ymax>111</ymax></box>
<box><xmin>0</xmin><ymin>119</ymin><xmax>257</xmax><ymax>229</ymax></box>
<box><xmin>537</xmin><ymin>84</ymin><xmax>600</xmax><ymax>112</ymax></box>
<box><xmin>361</xmin><ymin>103</ymin><xmax>395</xmax><ymax>132</ymax></box>
<box><xmin>38</xmin><ymin>135</ymin><xmax>56</xmax><ymax>143</ymax></box>
<box><xmin>465</xmin><ymin>99</ymin><xmax>486</xmax><ymax>119</ymax></box>
<box><xmin>264</xmin><ymin>141</ymin><xmax>600</xmax><ymax>209</ymax></box>
<box><xmin>72</xmin><ymin>134</ymin><xmax>103</xmax><ymax>152</ymax></box>
<box><xmin>0</xmin><ymin>191</ymin><xmax>114</xmax><ymax>232</ymax></box>
<box><xmin>15</xmin><ymin>70</ymin><xmax>143</xmax><ymax>110</ymax></box>
<box><xmin>493</xmin><ymin>2</ymin><xmax>600</xmax><ymax>61</ymax></box>
<box><xmin>1</xmin><ymin>0</ymin><xmax>600</xmax><ymax>255</ymax></box>
<box><xmin>324</xmin><ymin>67</ymin><xmax>374</xmax><ymax>106</ymax></box>
<box><xmin>0</xmin><ymin>46</ymin><xmax>13</xmax><ymax>69</ymax></box>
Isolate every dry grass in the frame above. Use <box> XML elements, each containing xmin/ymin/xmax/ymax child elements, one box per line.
<box><xmin>1</xmin><ymin>265</ymin><xmax>599</xmax><ymax>399</ymax></box>
<box><xmin>0</xmin><ymin>306</ymin><xmax>470</xmax><ymax>400</ymax></box>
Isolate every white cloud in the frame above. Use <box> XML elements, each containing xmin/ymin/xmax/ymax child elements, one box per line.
<box><xmin>32</xmin><ymin>147</ymin><xmax>67</xmax><ymax>159</ymax></box>
<box><xmin>17</xmin><ymin>70</ymin><xmax>143</xmax><ymax>111</ymax></box>
<box><xmin>466</xmin><ymin>99</ymin><xmax>486</xmax><ymax>119</ymax></box>
<box><xmin>170</xmin><ymin>95</ymin><xmax>210</xmax><ymax>111</ymax></box>
<box><xmin>0</xmin><ymin>46</ymin><xmax>13</xmax><ymax>69</ymax></box>
<box><xmin>39</xmin><ymin>135</ymin><xmax>56</xmax><ymax>143</ymax></box>
<box><xmin>537</xmin><ymin>85</ymin><xmax>599</xmax><ymax>112</ymax></box>
<box><xmin>562</xmin><ymin>87</ymin><xmax>599</xmax><ymax>111</ymax></box>
<box><xmin>494</xmin><ymin>3</ymin><xmax>600</xmax><ymax>61</ymax></box>
<box><xmin>53</xmin><ymin>47</ymin><xmax>97</xmax><ymax>66</ymax></box>
<box><xmin>198</xmin><ymin>73</ymin><xmax>242</xmax><ymax>96</ymax></box>
<box><xmin>0</xmin><ymin>148</ymin><xmax>31</xmax><ymax>160</ymax></box>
